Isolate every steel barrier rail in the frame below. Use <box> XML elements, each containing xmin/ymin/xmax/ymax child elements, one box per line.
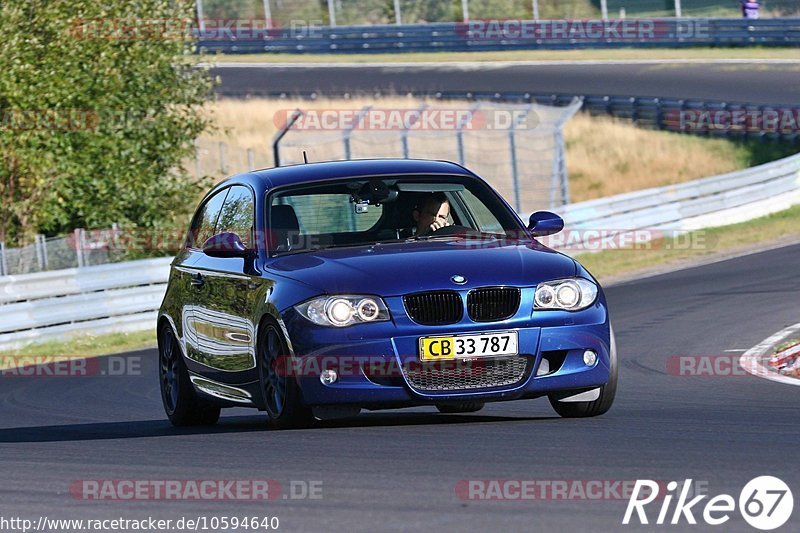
<box><xmin>546</xmin><ymin>152</ymin><xmax>800</xmax><ymax>250</ymax></box>
<box><xmin>197</xmin><ymin>18</ymin><xmax>800</xmax><ymax>54</ymax></box>
<box><xmin>0</xmin><ymin>258</ymin><xmax>172</xmax><ymax>349</ymax></box>
<box><xmin>249</xmin><ymin>90</ymin><xmax>799</xmax><ymax>142</ymax></box>
<box><xmin>1</xmin><ymin>152</ymin><xmax>800</xmax><ymax>349</ymax></box>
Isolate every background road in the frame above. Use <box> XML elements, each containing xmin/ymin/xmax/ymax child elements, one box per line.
<box><xmin>212</xmin><ymin>62</ymin><xmax>800</xmax><ymax>104</ymax></box>
<box><xmin>2</xmin><ymin>243</ymin><xmax>799</xmax><ymax>531</ymax></box>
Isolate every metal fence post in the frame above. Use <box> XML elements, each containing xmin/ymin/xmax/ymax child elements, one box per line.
<box><xmin>219</xmin><ymin>142</ymin><xmax>228</xmax><ymax>174</ymax></box>
<box><xmin>263</xmin><ymin>0</ymin><xmax>273</xmax><ymax>29</ymax></box>
<box><xmin>196</xmin><ymin>0</ymin><xmax>206</xmax><ymax>34</ymax></box>
<box><xmin>401</xmin><ymin>104</ymin><xmax>428</xmax><ymax>159</ymax></box>
<box><xmin>272</xmin><ymin>109</ymin><xmax>303</xmax><ymax>167</ymax></box>
<box><xmin>246</xmin><ymin>148</ymin><xmax>254</xmax><ymax>170</ymax></box>
<box><xmin>194</xmin><ymin>139</ymin><xmax>201</xmax><ymax>178</ymax></box>
<box><xmin>394</xmin><ymin>0</ymin><xmax>402</xmax><ymax>25</ymax></box>
<box><xmin>343</xmin><ymin>106</ymin><xmax>372</xmax><ymax>161</ymax></box>
<box><xmin>75</xmin><ymin>228</ymin><xmax>85</xmax><ymax>268</ymax></box>
<box><xmin>461</xmin><ymin>0</ymin><xmax>469</xmax><ymax>22</ymax></box>
<box><xmin>532</xmin><ymin>0</ymin><xmax>540</xmax><ymax>21</ymax></box>
<box><xmin>0</xmin><ymin>242</ymin><xmax>6</xmax><ymax>276</ymax></box>
<box><xmin>456</xmin><ymin>102</ymin><xmax>482</xmax><ymax>166</ymax></box>
<box><xmin>508</xmin><ymin>105</ymin><xmax>532</xmax><ymax>214</ymax></box>
<box><xmin>600</xmin><ymin>0</ymin><xmax>608</xmax><ymax>20</ymax></box>
<box><xmin>327</xmin><ymin>0</ymin><xmax>337</xmax><ymax>27</ymax></box>
<box><xmin>36</xmin><ymin>234</ymin><xmax>48</xmax><ymax>271</ymax></box>
<box><xmin>675</xmin><ymin>0</ymin><xmax>683</xmax><ymax>18</ymax></box>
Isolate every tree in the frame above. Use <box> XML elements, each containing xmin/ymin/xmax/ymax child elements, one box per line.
<box><xmin>0</xmin><ymin>0</ymin><xmax>214</xmax><ymax>247</ymax></box>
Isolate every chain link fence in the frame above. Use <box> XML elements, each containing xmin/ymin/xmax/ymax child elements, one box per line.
<box><xmin>608</xmin><ymin>1</ymin><xmax>800</xmax><ymax>18</ymax></box>
<box><xmin>0</xmin><ymin>229</ymin><xmax>125</xmax><ymax>276</ymax></box>
<box><xmin>194</xmin><ymin>0</ymin><xmax>800</xmax><ymax>27</ymax></box>
<box><xmin>274</xmin><ymin>99</ymin><xmax>582</xmax><ymax>214</ymax></box>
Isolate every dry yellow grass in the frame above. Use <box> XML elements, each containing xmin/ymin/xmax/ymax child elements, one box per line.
<box><xmin>198</xmin><ymin>97</ymin><xmax>759</xmax><ymax>201</ymax></box>
<box><xmin>563</xmin><ymin>113</ymin><xmax>745</xmax><ymax>201</ymax></box>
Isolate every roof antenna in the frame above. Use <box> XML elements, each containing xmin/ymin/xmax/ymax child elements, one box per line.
<box><xmin>302</xmin><ymin>150</ymin><xmax>309</xmax><ymax>164</ymax></box>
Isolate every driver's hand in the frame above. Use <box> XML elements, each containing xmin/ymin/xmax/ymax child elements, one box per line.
<box><xmin>428</xmin><ymin>219</ymin><xmax>451</xmax><ymax>233</ymax></box>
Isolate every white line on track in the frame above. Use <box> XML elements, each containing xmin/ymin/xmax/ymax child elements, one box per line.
<box><xmin>740</xmin><ymin>322</ymin><xmax>800</xmax><ymax>386</ymax></box>
<box><xmin>207</xmin><ymin>59</ymin><xmax>800</xmax><ymax>69</ymax></box>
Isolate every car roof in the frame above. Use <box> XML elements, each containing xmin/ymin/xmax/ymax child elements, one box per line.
<box><xmin>227</xmin><ymin>159</ymin><xmax>477</xmax><ymax>191</ymax></box>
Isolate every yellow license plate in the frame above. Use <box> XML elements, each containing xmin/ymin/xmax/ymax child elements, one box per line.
<box><xmin>419</xmin><ymin>331</ymin><xmax>519</xmax><ymax>361</ymax></box>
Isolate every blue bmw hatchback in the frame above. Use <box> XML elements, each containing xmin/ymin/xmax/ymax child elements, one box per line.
<box><xmin>158</xmin><ymin>159</ymin><xmax>616</xmax><ymax>428</ymax></box>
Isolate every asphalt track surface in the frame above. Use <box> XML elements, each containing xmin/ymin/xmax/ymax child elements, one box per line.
<box><xmin>2</xmin><ymin>243</ymin><xmax>799</xmax><ymax>531</ymax></box>
<box><xmin>212</xmin><ymin>61</ymin><xmax>800</xmax><ymax>105</ymax></box>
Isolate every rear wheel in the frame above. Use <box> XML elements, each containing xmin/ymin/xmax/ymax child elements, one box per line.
<box><xmin>436</xmin><ymin>402</ymin><xmax>485</xmax><ymax>414</ymax></box>
<box><xmin>257</xmin><ymin>320</ymin><xmax>313</xmax><ymax>429</ymax></box>
<box><xmin>549</xmin><ymin>326</ymin><xmax>618</xmax><ymax>418</ymax></box>
<box><xmin>158</xmin><ymin>323</ymin><xmax>220</xmax><ymax>426</ymax></box>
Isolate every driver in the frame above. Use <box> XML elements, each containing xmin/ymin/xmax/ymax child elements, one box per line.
<box><xmin>412</xmin><ymin>192</ymin><xmax>452</xmax><ymax>236</ymax></box>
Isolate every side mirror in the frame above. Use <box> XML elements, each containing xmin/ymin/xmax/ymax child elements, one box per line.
<box><xmin>528</xmin><ymin>211</ymin><xmax>564</xmax><ymax>237</ymax></box>
<box><xmin>202</xmin><ymin>232</ymin><xmax>250</xmax><ymax>258</ymax></box>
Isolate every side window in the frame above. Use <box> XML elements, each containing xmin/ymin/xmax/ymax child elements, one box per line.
<box><xmin>458</xmin><ymin>188</ymin><xmax>505</xmax><ymax>233</ymax></box>
<box><xmin>189</xmin><ymin>189</ymin><xmax>229</xmax><ymax>248</ymax></box>
<box><xmin>216</xmin><ymin>186</ymin><xmax>255</xmax><ymax>248</ymax></box>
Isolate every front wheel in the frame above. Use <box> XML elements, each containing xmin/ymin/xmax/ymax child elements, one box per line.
<box><xmin>257</xmin><ymin>320</ymin><xmax>313</xmax><ymax>429</ymax></box>
<box><xmin>549</xmin><ymin>327</ymin><xmax>618</xmax><ymax>418</ymax></box>
<box><xmin>158</xmin><ymin>323</ymin><xmax>220</xmax><ymax>427</ymax></box>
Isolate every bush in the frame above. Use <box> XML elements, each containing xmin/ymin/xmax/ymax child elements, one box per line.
<box><xmin>0</xmin><ymin>0</ymin><xmax>214</xmax><ymax>247</ymax></box>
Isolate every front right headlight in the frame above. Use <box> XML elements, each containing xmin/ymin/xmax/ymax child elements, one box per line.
<box><xmin>534</xmin><ymin>278</ymin><xmax>598</xmax><ymax>311</ymax></box>
<box><xmin>295</xmin><ymin>295</ymin><xmax>390</xmax><ymax>327</ymax></box>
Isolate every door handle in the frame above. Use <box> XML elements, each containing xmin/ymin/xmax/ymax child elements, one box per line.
<box><xmin>190</xmin><ymin>273</ymin><xmax>205</xmax><ymax>288</ymax></box>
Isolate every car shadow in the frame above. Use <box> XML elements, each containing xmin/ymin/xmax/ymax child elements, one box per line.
<box><xmin>0</xmin><ymin>412</ymin><xmax>558</xmax><ymax>443</ymax></box>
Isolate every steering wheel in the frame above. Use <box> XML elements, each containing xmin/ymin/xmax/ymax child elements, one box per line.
<box><xmin>426</xmin><ymin>224</ymin><xmax>472</xmax><ymax>237</ymax></box>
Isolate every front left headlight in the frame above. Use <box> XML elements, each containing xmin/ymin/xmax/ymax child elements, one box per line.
<box><xmin>295</xmin><ymin>295</ymin><xmax>391</xmax><ymax>327</ymax></box>
<box><xmin>534</xmin><ymin>278</ymin><xmax>598</xmax><ymax>311</ymax></box>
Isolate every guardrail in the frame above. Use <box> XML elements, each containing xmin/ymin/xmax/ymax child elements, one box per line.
<box><xmin>1</xmin><ymin>152</ymin><xmax>799</xmax><ymax>349</ymax></box>
<box><xmin>198</xmin><ymin>18</ymin><xmax>800</xmax><ymax>54</ymax></box>
<box><xmin>237</xmin><ymin>88</ymin><xmax>799</xmax><ymax>142</ymax></box>
<box><xmin>546</xmin><ymin>152</ymin><xmax>800</xmax><ymax>249</ymax></box>
<box><xmin>0</xmin><ymin>258</ymin><xmax>172</xmax><ymax>349</ymax></box>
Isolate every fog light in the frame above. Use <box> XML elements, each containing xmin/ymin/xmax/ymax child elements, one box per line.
<box><xmin>583</xmin><ymin>350</ymin><xmax>597</xmax><ymax>366</ymax></box>
<box><xmin>320</xmin><ymin>369</ymin><xmax>338</xmax><ymax>385</ymax></box>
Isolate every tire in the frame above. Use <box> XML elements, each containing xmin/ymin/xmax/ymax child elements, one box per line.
<box><xmin>548</xmin><ymin>326</ymin><xmax>618</xmax><ymax>418</ymax></box>
<box><xmin>257</xmin><ymin>319</ymin><xmax>313</xmax><ymax>429</ymax></box>
<box><xmin>158</xmin><ymin>323</ymin><xmax>221</xmax><ymax>427</ymax></box>
<box><xmin>436</xmin><ymin>402</ymin><xmax>485</xmax><ymax>414</ymax></box>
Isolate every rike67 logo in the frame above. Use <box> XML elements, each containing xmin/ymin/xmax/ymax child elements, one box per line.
<box><xmin>623</xmin><ymin>477</ymin><xmax>793</xmax><ymax>530</ymax></box>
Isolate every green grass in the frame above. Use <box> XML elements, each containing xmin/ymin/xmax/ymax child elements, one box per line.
<box><xmin>3</xmin><ymin>329</ymin><xmax>156</xmax><ymax>364</ymax></box>
<box><xmin>208</xmin><ymin>47</ymin><xmax>800</xmax><ymax>64</ymax></box>
<box><xmin>579</xmin><ymin>204</ymin><xmax>800</xmax><ymax>282</ymax></box>
<box><xmin>775</xmin><ymin>339</ymin><xmax>800</xmax><ymax>354</ymax></box>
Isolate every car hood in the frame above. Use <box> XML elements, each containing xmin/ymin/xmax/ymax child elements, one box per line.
<box><xmin>266</xmin><ymin>238</ymin><xmax>577</xmax><ymax>296</ymax></box>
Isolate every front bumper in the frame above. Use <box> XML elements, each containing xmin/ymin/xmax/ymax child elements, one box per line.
<box><xmin>282</xmin><ymin>291</ymin><xmax>611</xmax><ymax>408</ymax></box>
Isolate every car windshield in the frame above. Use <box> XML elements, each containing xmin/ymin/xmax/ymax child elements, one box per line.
<box><xmin>267</xmin><ymin>175</ymin><xmax>526</xmax><ymax>255</ymax></box>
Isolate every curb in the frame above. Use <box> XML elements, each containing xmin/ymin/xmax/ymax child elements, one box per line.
<box><xmin>740</xmin><ymin>322</ymin><xmax>800</xmax><ymax>386</ymax></box>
